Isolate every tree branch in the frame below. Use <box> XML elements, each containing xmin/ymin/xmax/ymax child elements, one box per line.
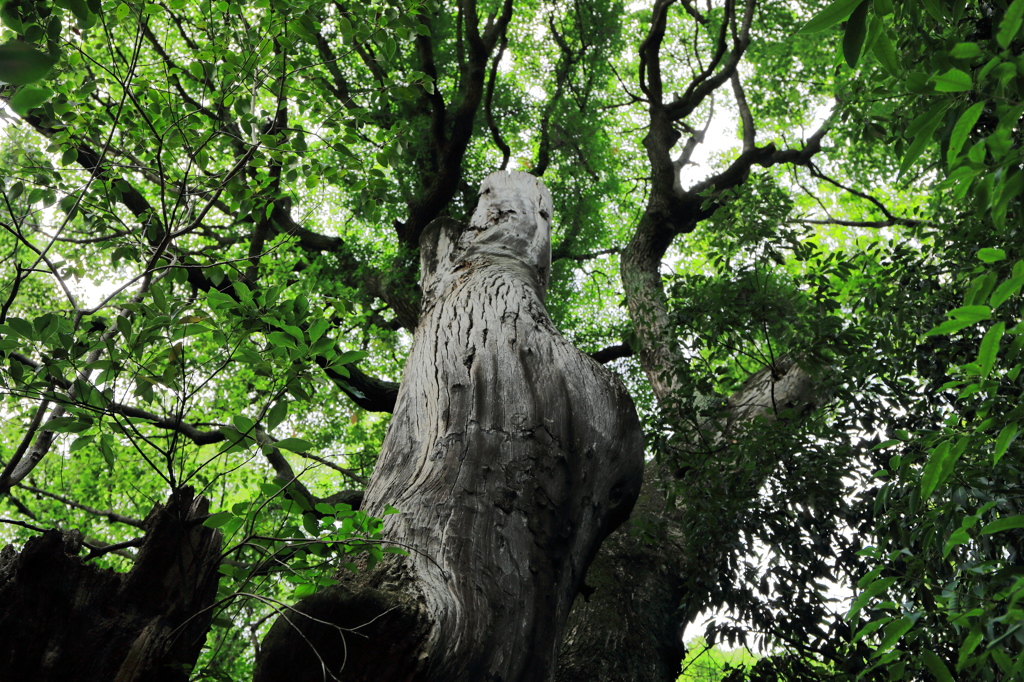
<box><xmin>19</xmin><ymin>485</ymin><xmax>147</xmax><ymax>529</ymax></box>
<box><xmin>590</xmin><ymin>343</ymin><xmax>634</xmax><ymax>364</ymax></box>
<box><xmin>484</xmin><ymin>34</ymin><xmax>510</xmax><ymax>171</ymax></box>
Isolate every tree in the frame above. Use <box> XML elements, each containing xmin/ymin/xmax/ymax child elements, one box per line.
<box><xmin>0</xmin><ymin>0</ymin><xmax>1021</xmax><ymax>680</ymax></box>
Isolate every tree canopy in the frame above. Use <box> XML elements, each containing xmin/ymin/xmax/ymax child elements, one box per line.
<box><xmin>1</xmin><ymin>0</ymin><xmax>1022</xmax><ymax>679</ymax></box>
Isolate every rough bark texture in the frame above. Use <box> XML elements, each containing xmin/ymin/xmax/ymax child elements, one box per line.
<box><xmin>556</xmin><ymin>357</ymin><xmax>822</xmax><ymax>681</ymax></box>
<box><xmin>0</xmin><ymin>487</ymin><xmax>221</xmax><ymax>682</ymax></box>
<box><xmin>556</xmin><ymin>472</ymin><xmax>686</xmax><ymax>682</ymax></box>
<box><xmin>255</xmin><ymin>171</ymin><xmax>645</xmax><ymax>681</ymax></box>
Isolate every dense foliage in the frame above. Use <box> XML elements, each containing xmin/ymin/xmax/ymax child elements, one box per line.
<box><xmin>0</xmin><ymin>0</ymin><xmax>1021</xmax><ymax>678</ymax></box>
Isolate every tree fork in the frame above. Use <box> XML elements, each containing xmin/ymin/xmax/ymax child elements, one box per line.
<box><xmin>255</xmin><ymin>171</ymin><xmax>645</xmax><ymax>681</ymax></box>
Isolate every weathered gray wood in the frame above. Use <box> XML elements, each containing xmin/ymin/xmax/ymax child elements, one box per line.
<box><xmin>255</xmin><ymin>171</ymin><xmax>644</xmax><ymax>681</ymax></box>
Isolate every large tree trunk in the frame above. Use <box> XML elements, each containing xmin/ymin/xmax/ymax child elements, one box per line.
<box><xmin>255</xmin><ymin>171</ymin><xmax>645</xmax><ymax>681</ymax></box>
<box><xmin>556</xmin><ymin>357</ymin><xmax>823</xmax><ymax>680</ymax></box>
<box><xmin>0</xmin><ymin>487</ymin><xmax>221</xmax><ymax>681</ymax></box>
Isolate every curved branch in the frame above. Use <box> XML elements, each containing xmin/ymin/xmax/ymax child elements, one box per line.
<box><xmin>484</xmin><ymin>34</ymin><xmax>510</xmax><ymax>171</ymax></box>
<box><xmin>18</xmin><ymin>485</ymin><xmax>146</xmax><ymax>529</ymax></box>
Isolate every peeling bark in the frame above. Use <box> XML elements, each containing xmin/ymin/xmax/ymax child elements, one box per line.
<box><xmin>255</xmin><ymin>171</ymin><xmax>645</xmax><ymax>681</ymax></box>
<box><xmin>0</xmin><ymin>487</ymin><xmax>221</xmax><ymax>681</ymax></box>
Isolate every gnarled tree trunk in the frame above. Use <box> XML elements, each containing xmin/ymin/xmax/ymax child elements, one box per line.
<box><xmin>0</xmin><ymin>487</ymin><xmax>222</xmax><ymax>682</ymax></box>
<box><xmin>556</xmin><ymin>357</ymin><xmax>824</xmax><ymax>681</ymax></box>
<box><xmin>255</xmin><ymin>171</ymin><xmax>645</xmax><ymax>681</ymax></box>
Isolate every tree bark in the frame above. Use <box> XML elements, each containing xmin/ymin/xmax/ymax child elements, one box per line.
<box><xmin>0</xmin><ymin>487</ymin><xmax>222</xmax><ymax>682</ymax></box>
<box><xmin>255</xmin><ymin>171</ymin><xmax>645</xmax><ymax>681</ymax></box>
<box><xmin>555</xmin><ymin>357</ymin><xmax>823</xmax><ymax>681</ymax></box>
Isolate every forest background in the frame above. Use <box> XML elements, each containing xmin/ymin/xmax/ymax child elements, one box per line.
<box><xmin>0</xmin><ymin>0</ymin><xmax>1022</xmax><ymax>679</ymax></box>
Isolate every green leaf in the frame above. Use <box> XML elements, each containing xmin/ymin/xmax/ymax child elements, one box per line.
<box><xmin>899</xmin><ymin>101</ymin><xmax>948</xmax><ymax>177</ymax></box>
<box><xmin>282</xmin><ymin>324</ymin><xmax>305</xmax><ymax>343</ymax></box>
<box><xmin>875</xmin><ymin>616</ymin><xmax>914</xmax><ymax>653</ymax></box>
<box><xmin>921</xmin><ymin>649</ymin><xmax>954</xmax><ymax>682</ymax></box>
<box><xmin>8</xmin><ymin>85</ymin><xmax>53</xmax><ymax>116</ymax></box>
<box><xmin>308</xmin><ymin>317</ymin><xmax>329</xmax><ymax>343</ymax></box>
<box><xmin>871</xmin><ymin>28</ymin><xmax>901</xmax><ymax>77</ymax></box>
<box><xmin>115</xmin><ymin>2</ymin><xmax>130</xmax><ymax>21</ymax></box>
<box><xmin>259</xmin><ymin>481</ymin><xmax>284</xmax><ymax>497</ymax></box>
<box><xmin>333</xmin><ymin>350</ymin><xmax>367</xmax><ymax>365</ymax></box>
<box><xmin>977</xmin><ymin>322</ymin><xmax>1005</xmax><ymax>377</ymax></box>
<box><xmin>99</xmin><ymin>436</ymin><xmax>116</xmax><ymax>470</ymax></box>
<box><xmin>921</xmin><ymin>440</ymin><xmax>951</xmax><ymax>498</ymax></box>
<box><xmin>268</xmin><ymin>331</ymin><xmax>297</xmax><ymax>350</ymax></box>
<box><xmin>203</xmin><ymin>511</ymin><xmax>235</xmax><ymax>528</ymax></box>
<box><xmin>7</xmin><ymin>317</ymin><xmax>35</xmax><ymax>339</ymax></box>
<box><xmin>0</xmin><ymin>42</ymin><xmax>57</xmax><ymax>85</ymax></box>
<box><xmin>933</xmin><ymin>68</ymin><xmax>972</xmax><ymax>92</ymax></box>
<box><xmin>69</xmin><ymin>434</ymin><xmax>96</xmax><ymax>452</ymax></box>
<box><xmin>981</xmin><ymin>515</ymin><xmax>1024</xmax><ymax>534</ymax></box>
<box><xmin>947</xmin><ymin>102</ymin><xmax>985</xmax><ymax>167</ymax></box>
<box><xmin>274</xmin><ymin>437</ymin><xmax>312</xmax><ymax>452</ymax></box>
<box><xmin>799</xmin><ymin>0</ymin><xmax>865</xmax><ymax>32</ymax></box>
<box><xmin>920</xmin><ymin>0</ymin><xmax>946</xmax><ymax>21</ymax></box>
<box><xmin>46</xmin><ymin>416</ymin><xmax>91</xmax><ymax>433</ymax></box>
<box><xmin>65</xmin><ymin>0</ymin><xmax>94</xmax><ymax>25</ymax></box>
<box><xmin>958</xmin><ymin>627</ymin><xmax>985</xmax><ymax>670</ymax></box>
<box><xmin>949</xmin><ymin>42</ymin><xmax>982</xmax><ymax>59</ymax></box>
<box><xmin>947</xmin><ymin>305</ymin><xmax>992</xmax><ymax>322</ymax></box>
<box><xmin>998</xmin><ymin>0</ymin><xmax>1024</xmax><ymax>49</ymax></box>
<box><xmin>842</xmin><ymin>1</ymin><xmax>869</xmax><ymax>68</ymax></box>
<box><xmin>293</xmin><ymin>582</ymin><xmax>317</xmax><ymax>598</ymax></box>
<box><xmin>994</xmin><ymin>422</ymin><xmax>1018</xmax><ymax>465</ymax></box>
<box><xmin>978</xmin><ymin>248</ymin><xmax>1006</xmax><ymax>263</ymax></box>
<box><xmin>991</xmin><ymin>274</ymin><xmax>1024</xmax><ymax>309</ymax></box>
<box><xmin>232</xmin><ymin>414</ymin><xmax>255</xmax><ymax>434</ymax></box>
<box><xmin>267</xmin><ymin>400</ymin><xmax>289</xmax><ymax>431</ymax></box>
